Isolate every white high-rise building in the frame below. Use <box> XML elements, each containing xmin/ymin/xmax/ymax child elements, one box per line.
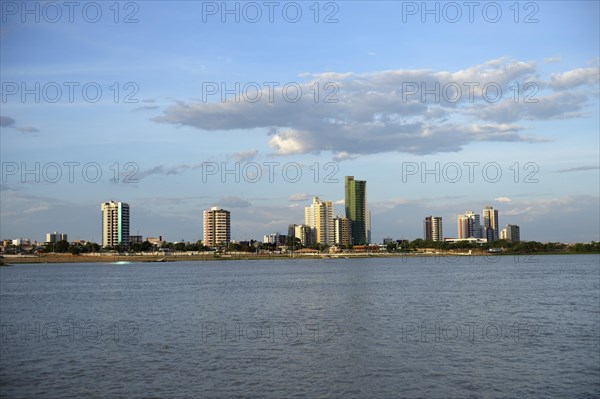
<box><xmin>203</xmin><ymin>206</ymin><xmax>231</xmax><ymax>247</ymax></box>
<box><xmin>263</xmin><ymin>233</ymin><xmax>281</xmax><ymax>244</ymax></box>
<box><xmin>304</xmin><ymin>197</ymin><xmax>334</xmax><ymax>246</ymax></box>
<box><xmin>101</xmin><ymin>201</ymin><xmax>130</xmax><ymax>248</ymax></box>
<box><xmin>46</xmin><ymin>232</ymin><xmax>68</xmax><ymax>243</ymax></box>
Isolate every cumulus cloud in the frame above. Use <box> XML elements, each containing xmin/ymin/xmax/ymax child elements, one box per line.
<box><xmin>153</xmin><ymin>58</ymin><xmax>598</xmax><ymax>158</ymax></box>
<box><xmin>494</xmin><ymin>197</ymin><xmax>512</xmax><ymax>203</ymax></box>
<box><xmin>550</xmin><ymin>67</ymin><xmax>600</xmax><ymax>90</ymax></box>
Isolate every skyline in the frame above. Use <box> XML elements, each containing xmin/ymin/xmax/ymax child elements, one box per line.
<box><xmin>6</xmin><ymin>192</ymin><xmax>526</xmax><ymax>246</ymax></box>
<box><xmin>1</xmin><ymin>1</ymin><xmax>599</xmax><ymax>243</ymax></box>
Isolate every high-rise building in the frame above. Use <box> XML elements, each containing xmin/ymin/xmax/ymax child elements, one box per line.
<box><xmin>101</xmin><ymin>201</ymin><xmax>130</xmax><ymax>248</ymax></box>
<box><xmin>457</xmin><ymin>211</ymin><xmax>481</xmax><ymax>239</ymax></box>
<box><xmin>345</xmin><ymin>176</ymin><xmax>367</xmax><ymax>245</ymax></box>
<box><xmin>294</xmin><ymin>224</ymin><xmax>313</xmax><ymax>247</ymax></box>
<box><xmin>424</xmin><ymin>216</ymin><xmax>443</xmax><ymax>241</ymax></box>
<box><xmin>500</xmin><ymin>224</ymin><xmax>520</xmax><ymax>243</ymax></box>
<box><xmin>203</xmin><ymin>206</ymin><xmax>231</xmax><ymax>247</ymax></box>
<box><xmin>366</xmin><ymin>209</ymin><xmax>372</xmax><ymax>244</ymax></box>
<box><xmin>46</xmin><ymin>232</ymin><xmax>68</xmax><ymax>243</ymax></box>
<box><xmin>333</xmin><ymin>216</ymin><xmax>352</xmax><ymax>247</ymax></box>
<box><xmin>483</xmin><ymin>206</ymin><xmax>499</xmax><ymax>242</ymax></box>
<box><xmin>304</xmin><ymin>197</ymin><xmax>334</xmax><ymax>245</ymax></box>
<box><xmin>263</xmin><ymin>233</ymin><xmax>281</xmax><ymax>245</ymax></box>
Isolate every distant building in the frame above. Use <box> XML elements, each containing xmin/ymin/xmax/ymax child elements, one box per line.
<box><xmin>457</xmin><ymin>211</ymin><xmax>481</xmax><ymax>239</ymax></box>
<box><xmin>293</xmin><ymin>224</ymin><xmax>313</xmax><ymax>247</ymax></box>
<box><xmin>500</xmin><ymin>224</ymin><xmax>520</xmax><ymax>243</ymax></box>
<box><xmin>146</xmin><ymin>236</ymin><xmax>163</xmax><ymax>247</ymax></box>
<box><xmin>445</xmin><ymin>237</ymin><xmax>488</xmax><ymax>244</ymax></box>
<box><xmin>383</xmin><ymin>237</ymin><xmax>394</xmax><ymax>245</ymax></box>
<box><xmin>345</xmin><ymin>176</ymin><xmax>368</xmax><ymax>245</ymax></box>
<box><xmin>424</xmin><ymin>216</ymin><xmax>443</xmax><ymax>241</ymax></box>
<box><xmin>101</xmin><ymin>201</ymin><xmax>130</xmax><ymax>248</ymax></box>
<box><xmin>333</xmin><ymin>216</ymin><xmax>352</xmax><ymax>247</ymax></box>
<box><xmin>304</xmin><ymin>197</ymin><xmax>334</xmax><ymax>245</ymax></box>
<box><xmin>129</xmin><ymin>235</ymin><xmax>143</xmax><ymax>243</ymax></box>
<box><xmin>263</xmin><ymin>233</ymin><xmax>281</xmax><ymax>245</ymax></box>
<box><xmin>366</xmin><ymin>209</ymin><xmax>372</xmax><ymax>244</ymax></box>
<box><xmin>12</xmin><ymin>238</ymin><xmax>32</xmax><ymax>246</ymax></box>
<box><xmin>483</xmin><ymin>206</ymin><xmax>499</xmax><ymax>241</ymax></box>
<box><xmin>46</xmin><ymin>232</ymin><xmax>68</xmax><ymax>243</ymax></box>
<box><xmin>203</xmin><ymin>206</ymin><xmax>231</xmax><ymax>247</ymax></box>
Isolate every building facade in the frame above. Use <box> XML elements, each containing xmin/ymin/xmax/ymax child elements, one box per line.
<box><xmin>203</xmin><ymin>206</ymin><xmax>231</xmax><ymax>247</ymax></box>
<box><xmin>333</xmin><ymin>216</ymin><xmax>352</xmax><ymax>247</ymax></box>
<box><xmin>424</xmin><ymin>216</ymin><xmax>443</xmax><ymax>241</ymax></box>
<box><xmin>101</xmin><ymin>201</ymin><xmax>130</xmax><ymax>248</ymax></box>
<box><xmin>304</xmin><ymin>197</ymin><xmax>334</xmax><ymax>246</ymax></box>
<box><xmin>500</xmin><ymin>224</ymin><xmax>520</xmax><ymax>243</ymax></box>
<box><xmin>345</xmin><ymin>176</ymin><xmax>367</xmax><ymax>245</ymax></box>
<box><xmin>292</xmin><ymin>224</ymin><xmax>313</xmax><ymax>247</ymax></box>
<box><xmin>483</xmin><ymin>206</ymin><xmax>499</xmax><ymax>242</ymax></box>
<box><xmin>457</xmin><ymin>211</ymin><xmax>481</xmax><ymax>239</ymax></box>
<box><xmin>46</xmin><ymin>232</ymin><xmax>68</xmax><ymax>243</ymax></box>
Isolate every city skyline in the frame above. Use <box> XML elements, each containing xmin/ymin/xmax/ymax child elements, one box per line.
<box><xmin>1</xmin><ymin>2</ymin><xmax>598</xmax><ymax>244</ymax></box>
<box><xmin>6</xmin><ymin>193</ymin><xmax>526</xmax><ymax>247</ymax></box>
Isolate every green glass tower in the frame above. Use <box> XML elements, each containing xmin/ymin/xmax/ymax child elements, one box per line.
<box><xmin>345</xmin><ymin>176</ymin><xmax>367</xmax><ymax>245</ymax></box>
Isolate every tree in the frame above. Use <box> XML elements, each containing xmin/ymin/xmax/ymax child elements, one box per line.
<box><xmin>174</xmin><ymin>242</ymin><xmax>186</xmax><ymax>251</ymax></box>
<box><xmin>69</xmin><ymin>244</ymin><xmax>82</xmax><ymax>255</ymax></box>
<box><xmin>226</xmin><ymin>242</ymin><xmax>240</xmax><ymax>252</ymax></box>
<box><xmin>54</xmin><ymin>240</ymin><xmax>70</xmax><ymax>253</ymax></box>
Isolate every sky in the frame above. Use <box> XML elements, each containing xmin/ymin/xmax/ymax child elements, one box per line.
<box><xmin>1</xmin><ymin>0</ymin><xmax>599</xmax><ymax>244</ymax></box>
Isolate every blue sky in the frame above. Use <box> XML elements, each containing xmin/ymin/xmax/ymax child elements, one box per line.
<box><xmin>1</xmin><ymin>1</ymin><xmax>599</xmax><ymax>243</ymax></box>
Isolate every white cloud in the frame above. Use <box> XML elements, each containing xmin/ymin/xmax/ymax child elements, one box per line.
<box><xmin>288</xmin><ymin>193</ymin><xmax>310</xmax><ymax>202</ymax></box>
<box><xmin>550</xmin><ymin>67</ymin><xmax>600</xmax><ymax>90</ymax></box>
<box><xmin>268</xmin><ymin>129</ymin><xmax>316</xmax><ymax>155</ymax></box>
<box><xmin>494</xmin><ymin>197</ymin><xmax>512</xmax><ymax>203</ymax></box>
<box><xmin>153</xmin><ymin>58</ymin><xmax>598</xmax><ymax>158</ymax></box>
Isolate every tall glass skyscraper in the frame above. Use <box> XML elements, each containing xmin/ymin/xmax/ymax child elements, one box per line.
<box><xmin>345</xmin><ymin>176</ymin><xmax>367</xmax><ymax>245</ymax></box>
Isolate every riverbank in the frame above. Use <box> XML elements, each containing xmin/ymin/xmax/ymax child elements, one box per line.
<box><xmin>2</xmin><ymin>250</ymin><xmax>596</xmax><ymax>265</ymax></box>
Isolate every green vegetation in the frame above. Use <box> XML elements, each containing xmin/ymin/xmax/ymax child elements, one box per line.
<box><xmin>384</xmin><ymin>239</ymin><xmax>600</xmax><ymax>254</ymax></box>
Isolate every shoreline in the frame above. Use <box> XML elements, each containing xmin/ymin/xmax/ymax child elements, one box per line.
<box><xmin>2</xmin><ymin>251</ymin><xmax>597</xmax><ymax>265</ymax></box>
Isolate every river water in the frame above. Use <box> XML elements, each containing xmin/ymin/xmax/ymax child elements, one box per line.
<box><xmin>1</xmin><ymin>255</ymin><xmax>598</xmax><ymax>398</ymax></box>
